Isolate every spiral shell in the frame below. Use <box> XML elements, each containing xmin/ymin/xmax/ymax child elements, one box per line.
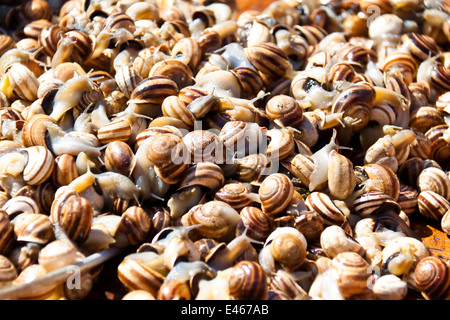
<box><xmin>38</xmin><ymin>239</ymin><xmax>77</xmax><ymax>272</ymax></box>
<box><xmin>114</xmin><ymin>206</ymin><xmax>153</xmax><ymax>248</ymax></box>
<box><xmin>178</xmin><ymin>162</ymin><xmax>225</xmax><ymax>193</ymax></box>
<box><xmin>23</xmin><ymin>146</ymin><xmax>55</xmax><ymax>186</ymax></box>
<box><xmin>331</xmin><ymin>251</ymin><xmax>370</xmax><ymax>298</ymax></box>
<box><xmin>57</xmin><ymin>195</ymin><xmax>93</xmax><ymax>244</ymax></box>
<box><xmin>214</xmin><ymin>183</ymin><xmax>254</xmax><ymax>211</ymax></box>
<box><xmin>117</xmin><ymin>256</ymin><xmax>165</xmax><ymax>297</ymax></box>
<box><xmin>235</xmin><ymin>153</ymin><xmax>274</xmax><ymax>186</ymax></box>
<box><xmin>128</xmin><ymin>76</ymin><xmax>178</xmax><ymax>106</ymax></box>
<box><xmin>354</xmin><ymin>191</ymin><xmax>395</xmax><ymax>217</ymax></box>
<box><xmin>157</xmin><ymin>279</ymin><xmax>191</xmax><ymax>300</ymax></box>
<box><xmin>417</xmin><ymin>167</ymin><xmax>450</xmax><ymax>200</ymax></box>
<box><xmin>306</xmin><ymin>192</ymin><xmax>349</xmax><ymax>229</ymax></box>
<box><xmin>0</xmin><ymin>254</ymin><xmax>17</xmax><ymax>283</ymax></box>
<box><xmin>265</xmin><ymin>94</ymin><xmax>303</xmax><ymax>128</ymax></box>
<box><xmin>181</xmin><ymin>200</ymin><xmax>241</xmax><ymax>241</ymax></box>
<box><xmin>228</xmin><ymin>260</ymin><xmax>268</xmax><ymax>300</ymax></box>
<box><xmin>400</xmin><ymin>33</ymin><xmax>440</xmax><ymax>62</ymax></box>
<box><xmin>414</xmin><ymin>256</ymin><xmax>450</xmax><ymax>300</ymax></box>
<box><xmin>11</xmin><ymin>213</ymin><xmax>54</xmax><ymax>245</ymax></box>
<box><xmin>417</xmin><ymin>190</ymin><xmax>450</xmax><ymax>221</ymax></box>
<box><xmin>7</xmin><ymin>63</ymin><xmax>40</xmax><ymax>101</ymax></box>
<box><xmin>149</xmin><ymin>58</ymin><xmax>194</xmax><ymax>89</ymax></box>
<box><xmin>357</xmin><ymin>163</ymin><xmax>401</xmax><ymax>200</ymax></box>
<box><xmin>245</xmin><ymin>42</ymin><xmax>290</xmax><ymax>80</ymax></box>
<box><xmin>330</xmin><ymin>82</ymin><xmax>375</xmax><ymax>132</ymax></box>
<box><xmin>182</xmin><ymin>130</ymin><xmax>221</xmax><ymax>163</ymax></box>
<box><xmin>0</xmin><ymin>210</ymin><xmax>15</xmax><ymax>255</ymax></box>
<box><xmin>236</xmin><ymin>206</ymin><xmax>272</xmax><ymax>242</ymax></box>
<box><xmin>259</xmin><ymin>173</ymin><xmax>294</xmax><ymax>218</ymax></box>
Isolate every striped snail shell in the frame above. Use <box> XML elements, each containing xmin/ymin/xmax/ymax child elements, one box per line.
<box><xmin>234</xmin><ymin>153</ymin><xmax>274</xmax><ymax>186</ymax></box>
<box><xmin>115</xmin><ymin>65</ymin><xmax>143</xmax><ymax>99</ymax></box>
<box><xmin>117</xmin><ymin>254</ymin><xmax>165</xmax><ymax>297</ymax></box>
<box><xmin>128</xmin><ymin>76</ymin><xmax>178</xmax><ymax>106</ymax></box>
<box><xmin>97</xmin><ymin>118</ymin><xmax>132</xmax><ymax>145</ymax></box>
<box><xmin>400</xmin><ymin>33</ymin><xmax>440</xmax><ymax>62</ymax></box>
<box><xmin>0</xmin><ymin>210</ymin><xmax>15</xmax><ymax>255</ymax></box>
<box><xmin>104</xmin><ymin>140</ymin><xmax>136</xmax><ymax>177</ymax></box>
<box><xmin>114</xmin><ymin>206</ymin><xmax>153</xmax><ymax>248</ymax></box>
<box><xmin>157</xmin><ymin>279</ymin><xmax>191</xmax><ymax>300</ymax></box>
<box><xmin>356</xmin><ymin>163</ymin><xmax>401</xmax><ymax>201</ymax></box>
<box><xmin>236</xmin><ymin>206</ymin><xmax>273</xmax><ymax>242</ymax></box>
<box><xmin>56</xmin><ymin>195</ymin><xmax>93</xmax><ymax>244</ymax></box>
<box><xmin>177</xmin><ymin>162</ymin><xmax>225</xmax><ymax>193</ymax></box>
<box><xmin>171</xmin><ymin>37</ymin><xmax>202</xmax><ymax>70</ymax></box>
<box><xmin>182</xmin><ymin>130</ymin><xmax>222</xmax><ymax>163</ymax></box>
<box><xmin>7</xmin><ymin>63</ymin><xmax>40</xmax><ymax>102</ymax></box>
<box><xmin>21</xmin><ymin>114</ymin><xmax>57</xmax><ymax>148</ymax></box>
<box><xmin>11</xmin><ymin>213</ymin><xmax>54</xmax><ymax>245</ymax></box>
<box><xmin>0</xmin><ymin>254</ymin><xmax>17</xmax><ymax>283</ymax></box>
<box><xmin>331</xmin><ymin>82</ymin><xmax>376</xmax><ymax>132</ymax></box>
<box><xmin>417</xmin><ymin>167</ymin><xmax>450</xmax><ymax>200</ymax></box>
<box><xmin>231</xmin><ymin>66</ymin><xmax>264</xmax><ymax>99</ymax></box>
<box><xmin>228</xmin><ymin>260</ymin><xmax>268</xmax><ymax>300</ymax></box>
<box><xmin>306</xmin><ymin>192</ymin><xmax>349</xmax><ymax>230</ymax></box>
<box><xmin>331</xmin><ymin>251</ymin><xmax>371</xmax><ymax>298</ymax></box>
<box><xmin>417</xmin><ymin>190</ymin><xmax>450</xmax><ymax>221</ymax></box>
<box><xmin>259</xmin><ymin>173</ymin><xmax>294</xmax><ymax>218</ymax></box>
<box><xmin>23</xmin><ymin>146</ymin><xmax>55</xmax><ymax>186</ymax></box>
<box><xmin>38</xmin><ymin>239</ymin><xmax>77</xmax><ymax>272</ymax></box>
<box><xmin>425</xmin><ymin>124</ymin><xmax>450</xmax><ymax>164</ymax></box>
<box><xmin>38</xmin><ymin>24</ymin><xmax>67</xmax><ymax>57</ymax></box>
<box><xmin>265</xmin><ymin>94</ymin><xmax>303</xmax><ymax>128</ymax></box>
<box><xmin>281</xmin><ymin>154</ymin><xmax>317</xmax><ymax>189</ymax></box>
<box><xmin>161</xmin><ymin>95</ymin><xmax>196</xmax><ymax>128</ymax></box>
<box><xmin>244</xmin><ymin>42</ymin><xmax>291</xmax><ymax>80</ymax></box>
<box><xmin>214</xmin><ymin>182</ymin><xmax>254</xmax><ymax>212</ymax></box>
<box><xmin>149</xmin><ymin>58</ymin><xmax>194</xmax><ymax>89</ymax></box>
<box><xmin>354</xmin><ymin>191</ymin><xmax>396</xmax><ymax>217</ymax></box>
<box><xmin>2</xmin><ymin>196</ymin><xmax>40</xmax><ymax>217</ymax></box>
<box><xmin>414</xmin><ymin>256</ymin><xmax>450</xmax><ymax>300</ymax></box>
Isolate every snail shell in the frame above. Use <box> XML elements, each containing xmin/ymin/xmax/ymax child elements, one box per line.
<box><xmin>181</xmin><ymin>200</ymin><xmax>241</xmax><ymax>242</ymax></box>
<box><xmin>228</xmin><ymin>260</ymin><xmax>268</xmax><ymax>300</ymax></box>
<box><xmin>157</xmin><ymin>279</ymin><xmax>192</xmax><ymax>300</ymax></box>
<box><xmin>12</xmin><ymin>264</ymin><xmax>57</xmax><ymax>299</ymax></box>
<box><xmin>114</xmin><ymin>206</ymin><xmax>153</xmax><ymax>248</ymax></box>
<box><xmin>266</xmin><ymin>128</ymin><xmax>295</xmax><ymax>160</ymax></box>
<box><xmin>354</xmin><ymin>191</ymin><xmax>395</xmax><ymax>217</ymax></box>
<box><xmin>236</xmin><ymin>206</ymin><xmax>273</xmax><ymax>242</ymax></box>
<box><xmin>235</xmin><ymin>153</ymin><xmax>274</xmax><ymax>186</ymax></box>
<box><xmin>161</xmin><ymin>95</ymin><xmax>196</xmax><ymax>128</ymax></box>
<box><xmin>214</xmin><ymin>182</ymin><xmax>254</xmax><ymax>212</ymax></box>
<box><xmin>265</xmin><ymin>94</ymin><xmax>303</xmax><ymax>128</ymax></box>
<box><xmin>149</xmin><ymin>58</ymin><xmax>194</xmax><ymax>90</ymax></box>
<box><xmin>52</xmin><ymin>154</ymin><xmax>79</xmax><ymax>188</ymax></box>
<box><xmin>306</xmin><ymin>192</ymin><xmax>349</xmax><ymax>229</ymax></box>
<box><xmin>331</xmin><ymin>82</ymin><xmax>376</xmax><ymax>132</ymax></box>
<box><xmin>57</xmin><ymin>195</ymin><xmax>93</xmax><ymax>244</ymax></box>
<box><xmin>38</xmin><ymin>239</ymin><xmax>77</xmax><ymax>272</ymax></box>
<box><xmin>177</xmin><ymin>162</ymin><xmax>225</xmax><ymax>193</ymax></box>
<box><xmin>2</xmin><ymin>196</ymin><xmax>40</xmax><ymax>217</ymax></box>
<box><xmin>372</xmin><ymin>274</ymin><xmax>408</xmax><ymax>300</ymax></box>
<box><xmin>104</xmin><ymin>141</ymin><xmax>136</xmax><ymax>177</ymax></box>
<box><xmin>417</xmin><ymin>167</ymin><xmax>450</xmax><ymax>200</ymax></box>
<box><xmin>128</xmin><ymin>75</ymin><xmax>179</xmax><ymax>106</ymax></box>
<box><xmin>23</xmin><ymin>146</ymin><xmax>55</xmax><ymax>186</ymax></box>
<box><xmin>122</xmin><ymin>290</ymin><xmax>156</xmax><ymax>300</ymax></box>
<box><xmin>182</xmin><ymin>130</ymin><xmax>222</xmax><ymax>163</ymax></box>
<box><xmin>327</xmin><ymin>150</ymin><xmax>356</xmax><ymax>200</ymax></box>
<box><xmin>357</xmin><ymin>163</ymin><xmax>401</xmax><ymax>201</ymax></box>
<box><xmin>417</xmin><ymin>190</ymin><xmax>450</xmax><ymax>221</ymax></box>
<box><xmin>11</xmin><ymin>213</ymin><xmax>54</xmax><ymax>245</ymax></box>
<box><xmin>115</xmin><ymin>65</ymin><xmax>143</xmax><ymax>99</ymax></box>
<box><xmin>320</xmin><ymin>225</ymin><xmax>365</xmax><ymax>258</ymax></box>
<box><xmin>21</xmin><ymin>114</ymin><xmax>57</xmax><ymax>148</ymax></box>
<box><xmin>425</xmin><ymin>124</ymin><xmax>450</xmax><ymax>164</ymax></box>
<box><xmin>442</xmin><ymin>210</ymin><xmax>450</xmax><ymax>235</ymax></box>
<box><xmin>259</xmin><ymin>173</ymin><xmax>294</xmax><ymax>218</ymax></box>
<box><xmin>0</xmin><ymin>254</ymin><xmax>17</xmax><ymax>284</ymax></box>
<box><xmin>97</xmin><ymin>118</ymin><xmax>133</xmax><ymax>145</ymax></box>
<box><xmin>117</xmin><ymin>255</ymin><xmax>165</xmax><ymax>297</ymax></box>
<box><xmin>7</xmin><ymin>63</ymin><xmax>40</xmax><ymax>101</ymax></box>
<box><xmin>414</xmin><ymin>256</ymin><xmax>450</xmax><ymax>300</ymax></box>
<box><xmin>244</xmin><ymin>42</ymin><xmax>290</xmax><ymax>80</ymax></box>
<box><xmin>0</xmin><ymin>210</ymin><xmax>15</xmax><ymax>255</ymax></box>
<box><xmin>281</xmin><ymin>154</ymin><xmax>316</xmax><ymax>189</ymax></box>
<box><xmin>331</xmin><ymin>251</ymin><xmax>371</xmax><ymax>298</ymax></box>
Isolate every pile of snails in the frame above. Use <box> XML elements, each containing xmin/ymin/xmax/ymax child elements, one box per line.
<box><xmin>0</xmin><ymin>0</ymin><xmax>449</xmax><ymax>300</ymax></box>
